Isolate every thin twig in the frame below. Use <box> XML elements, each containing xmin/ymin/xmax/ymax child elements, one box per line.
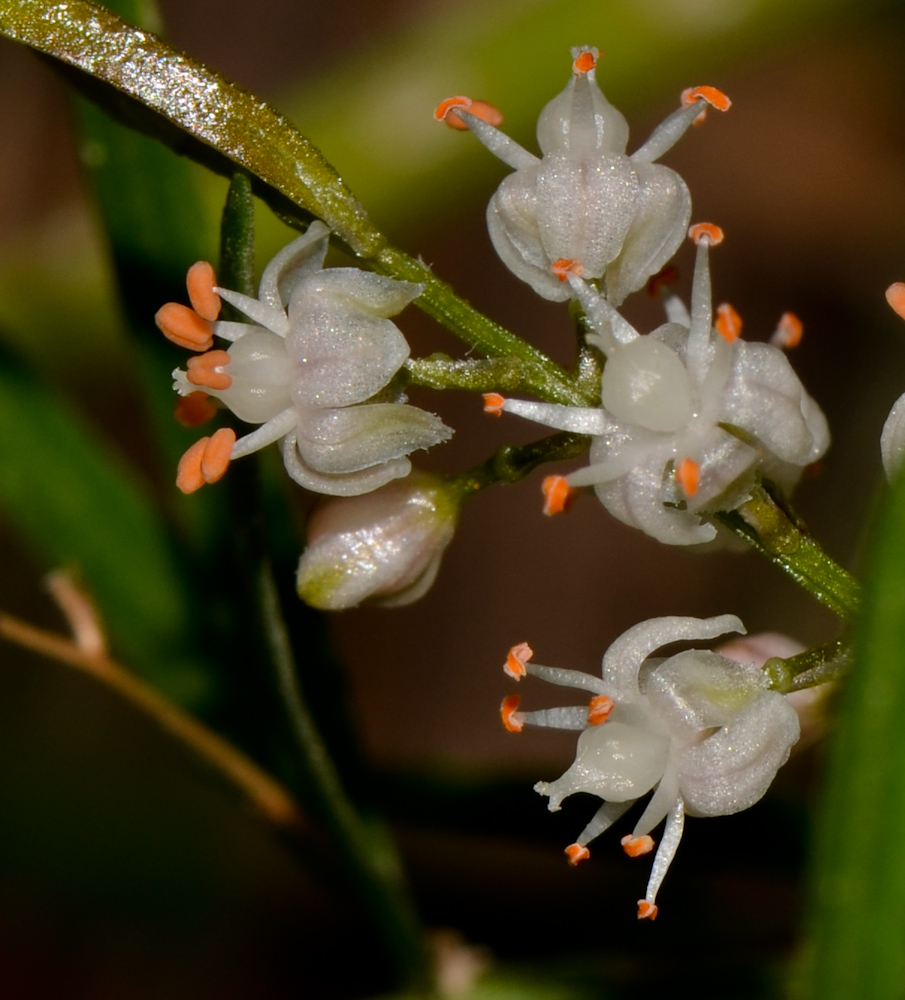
<box><xmin>0</xmin><ymin>610</ymin><xmax>307</xmax><ymax>832</ymax></box>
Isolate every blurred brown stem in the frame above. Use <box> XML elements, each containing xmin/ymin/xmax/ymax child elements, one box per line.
<box><xmin>0</xmin><ymin>610</ymin><xmax>307</xmax><ymax>832</ymax></box>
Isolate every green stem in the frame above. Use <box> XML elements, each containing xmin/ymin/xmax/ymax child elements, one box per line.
<box><xmin>374</xmin><ymin>247</ymin><xmax>591</xmax><ymax>406</ymax></box>
<box><xmin>764</xmin><ymin>638</ymin><xmax>853</xmax><ymax>693</ymax></box>
<box><xmin>255</xmin><ymin>564</ymin><xmax>430</xmax><ymax>992</ymax></box>
<box><xmin>453</xmin><ymin>431</ymin><xmax>590</xmax><ymax>496</ymax></box>
<box><xmin>716</xmin><ymin>485</ymin><xmax>861</xmax><ymax>620</ymax></box>
<box><xmin>405</xmin><ymin>355</ymin><xmax>532</xmax><ymax>394</ymax></box>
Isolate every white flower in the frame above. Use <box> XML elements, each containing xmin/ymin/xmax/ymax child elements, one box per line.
<box><xmin>435</xmin><ymin>46</ymin><xmax>730</xmax><ymax>305</ymax></box>
<box><xmin>156</xmin><ymin>222</ymin><xmax>452</xmax><ymax>496</ymax></box>
<box><xmin>880</xmin><ymin>282</ymin><xmax>905</xmax><ymax>481</ymax></box>
<box><xmin>485</xmin><ymin>225</ymin><xmax>829</xmax><ymax>544</ymax></box>
<box><xmin>296</xmin><ymin>472</ymin><xmax>459</xmax><ymax>609</ymax></box>
<box><xmin>500</xmin><ymin>615</ymin><xmax>800</xmax><ymax>920</ymax></box>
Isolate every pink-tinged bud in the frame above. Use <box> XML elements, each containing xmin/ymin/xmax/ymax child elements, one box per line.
<box><xmin>296</xmin><ymin>473</ymin><xmax>459</xmax><ymax>610</ymax></box>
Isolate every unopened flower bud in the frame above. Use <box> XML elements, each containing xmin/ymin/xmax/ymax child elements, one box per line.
<box><xmin>297</xmin><ymin>472</ymin><xmax>459</xmax><ymax>610</ymax></box>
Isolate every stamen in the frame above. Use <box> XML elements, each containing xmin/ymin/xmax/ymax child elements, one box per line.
<box><xmin>500</xmin><ymin>694</ymin><xmax>523</xmax><ymax>732</ymax></box>
<box><xmin>771</xmin><ymin>311</ymin><xmax>803</xmax><ymax>349</ymax></box>
<box><xmin>201</xmin><ymin>427</ymin><xmax>236</xmax><ymax>484</ymax></box>
<box><xmin>887</xmin><ymin>282</ymin><xmax>905</xmax><ymax>322</ymax></box>
<box><xmin>186</xmin><ymin>349</ymin><xmax>233</xmax><ymax>391</ymax></box>
<box><xmin>715</xmin><ymin>302</ymin><xmax>742</xmax><ymax>342</ymax></box>
<box><xmin>565</xmin><ymin>843</ymin><xmax>590</xmax><ymax>865</ymax></box>
<box><xmin>676</xmin><ymin>458</ymin><xmax>700</xmax><ymax>498</ymax></box>
<box><xmin>176</xmin><ymin>438</ymin><xmax>209</xmax><ymax>494</ymax></box>
<box><xmin>681</xmin><ymin>85</ymin><xmax>732</xmax><ymax>112</ymax></box>
<box><xmin>186</xmin><ymin>261</ymin><xmax>221</xmax><ymax>321</ymax></box>
<box><xmin>174</xmin><ymin>391</ymin><xmax>217</xmax><ymax>427</ymax></box>
<box><xmin>155</xmin><ymin>302</ymin><xmax>214</xmax><ymax>352</ymax></box>
<box><xmin>621</xmin><ymin>834</ymin><xmax>655</xmax><ymax>857</ymax></box>
<box><xmin>637</xmin><ymin>900</ymin><xmax>659</xmax><ymax>921</ymax></box>
<box><xmin>176</xmin><ymin>428</ymin><xmax>237</xmax><ymax>494</ymax></box>
<box><xmin>572</xmin><ymin>49</ymin><xmax>598</xmax><ymax>75</ymax></box>
<box><xmin>688</xmin><ymin>223</ymin><xmax>724</xmax><ymax>246</ymax></box>
<box><xmin>542</xmin><ymin>475</ymin><xmax>575</xmax><ymax>516</ymax></box>
<box><xmin>587</xmin><ymin>694</ymin><xmax>614</xmax><ymax>725</ymax></box>
<box><xmin>483</xmin><ymin>392</ymin><xmax>505</xmax><ymax>416</ymax></box>
<box><xmin>450</xmin><ymin>99</ymin><xmax>503</xmax><ymax>130</ymax></box>
<box><xmin>647</xmin><ymin>265</ymin><xmax>680</xmax><ymax>298</ymax></box>
<box><xmin>434</xmin><ymin>95</ymin><xmax>505</xmax><ymax>130</ymax></box>
<box><xmin>551</xmin><ymin>258</ymin><xmax>583</xmax><ymax>282</ymax></box>
<box><xmin>504</xmin><ymin>642</ymin><xmax>533</xmax><ymax>680</ymax></box>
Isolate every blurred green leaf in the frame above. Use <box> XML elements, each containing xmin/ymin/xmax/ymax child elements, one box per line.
<box><xmin>798</xmin><ymin>469</ymin><xmax>905</xmax><ymax>999</ymax></box>
<box><xmin>0</xmin><ymin>348</ymin><xmax>207</xmax><ymax>704</ymax></box>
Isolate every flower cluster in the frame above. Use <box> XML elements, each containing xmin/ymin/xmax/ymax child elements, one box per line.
<box><xmin>156</xmin><ymin>222</ymin><xmax>452</xmax><ymax>496</ymax></box>
<box><xmin>484</xmin><ymin>225</ymin><xmax>829</xmax><ymax>543</ymax></box>
<box><xmin>436</xmin><ymin>45</ymin><xmax>730</xmax><ymax>305</ymax></box>
<box><xmin>500</xmin><ymin>615</ymin><xmax>800</xmax><ymax>918</ymax></box>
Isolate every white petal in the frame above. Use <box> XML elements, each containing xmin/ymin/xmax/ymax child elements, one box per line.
<box><xmin>882</xmin><ymin>392</ymin><xmax>905</xmax><ymax>481</ymax></box>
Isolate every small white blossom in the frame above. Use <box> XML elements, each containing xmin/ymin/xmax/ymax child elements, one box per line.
<box><xmin>157</xmin><ymin>223</ymin><xmax>452</xmax><ymax>495</ymax></box>
<box><xmin>435</xmin><ymin>46</ymin><xmax>730</xmax><ymax>305</ymax></box>
<box><xmin>485</xmin><ymin>225</ymin><xmax>829</xmax><ymax>544</ymax></box>
<box><xmin>500</xmin><ymin>615</ymin><xmax>800</xmax><ymax>919</ymax></box>
<box><xmin>296</xmin><ymin>472</ymin><xmax>459</xmax><ymax>609</ymax></box>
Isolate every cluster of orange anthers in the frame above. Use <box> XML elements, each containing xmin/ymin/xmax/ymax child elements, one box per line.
<box><xmin>155</xmin><ymin>262</ymin><xmax>237</xmax><ymax>493</ymax></box>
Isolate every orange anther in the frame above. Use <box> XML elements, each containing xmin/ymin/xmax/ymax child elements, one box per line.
<box><xmin>565</xmin><ymin>843</ymin><xmax>590</xmax><ymax>866</ymax></box>
<box><xmin>174</xmin><ymin>391</ymin><xmax>217</xmax><ymax>427</ymax></box>
<box><xmin>435</xmin><ymin>95</ymin><xmax>474</xmax><ymax>128</ymax></box>
<box><xmin>542</xmin><ymin>475</ymin><xmax>574</xmax><ymax>516</ymax></box>
<box><xmin>176</xmin><ymin>428</ymin><xmax>236</xmax><ymax>494</ymax></box>
<box><xmin>176</xmin><ymin>437</ymin><xmax>208</xmax><ymax>494</ymax></box>
<box><xmin>551</xmin><ymin>258</ymin><xmax>583</xmax><ymax>282</ymax></box>
<box><xmin>483</xmin><ymin>392</ymin><xmax>505</xmax><ymax>416</ymax></box>
<box><xmin>772</xmin><ymin>311</ymin><xmax>803</xmax><ymax>349</ymax></box>
<box><xmin>572</xmin><ymin>50</ymin><xmax>597</xmax><ymax>75</ymax></box>
<box><xmin>621</xmin><ymin>834</ymin><xmax>655</xmax><ymax>858</ymax></box>
<box><xmin>587</xmin><ymin>694</ymin><xmax>614</xmax><ymax>726</ymax></box>
<box><xmin>681</xmin><ymin>85</ymin><xmax>731</xmax><ymax>112</ymax></box>
<box><xmin>201</xmin><ymin>427</ymin><xmax>236</xmax><ymax>484</ymax></box>
<box><xmin>446</xmin><ymin>99</ymin><xmax>503</xmax><ymax>130</ymax></box>
<box><xmin>676</xmin><ymin>457</ymin><xmax>700</xmax><ymax>498</ymax></box>
<box><xmin>688</xmin><ymin>223</ymin><xmax>724</xmax><ymax>246</ymax></box>
<box><xmin>648</xmin><ymin>265</ymin><xmax>680</xmax><ymax>298</ymax></box>
<box><xmin>504</xmin><ymin>641</ymin><xmax>533</xmax><ymax>680</ymax></box>
<box><xmin>155</xmin><ymin>302</ymin><xmax>214</xmax><ymax>352</ymax></box>
<box><xmin>186</xmin><ymin>261</ymin><xmax>221</xmax><ymax>321</ymax></box>
<box><xmin>186</xmin><ymin>349</ymin><xmax>233</xmax><ymax>391</ymax></box>
<box><xmin>637</xmin><ymin>900</ymin><xmax>659</xmax><ymax>921</ymax></box>
<box><xmin>887</xmin><ymin>282</ymin><xmax>905</xmax><ymax>322</ymax></box>
<box><xmin>715</xmin><ymin>302</ymin><xmax>742</xmax><ymax>342</ymax></box>
<box><xmin>500</xmin><ymin>694</ymin><xmax>523</xmax><ymax>732</ymax></box>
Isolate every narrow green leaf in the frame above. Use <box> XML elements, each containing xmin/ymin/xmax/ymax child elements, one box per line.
<box><xmin>798</xmin><ymin>469</ymin><xmax>905</xmax><ymax>999</ymax></box>
<box><xmin>0</xmin><ymin>0</ymin><xmax>382</xmax><ymax>256</ymax></box>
